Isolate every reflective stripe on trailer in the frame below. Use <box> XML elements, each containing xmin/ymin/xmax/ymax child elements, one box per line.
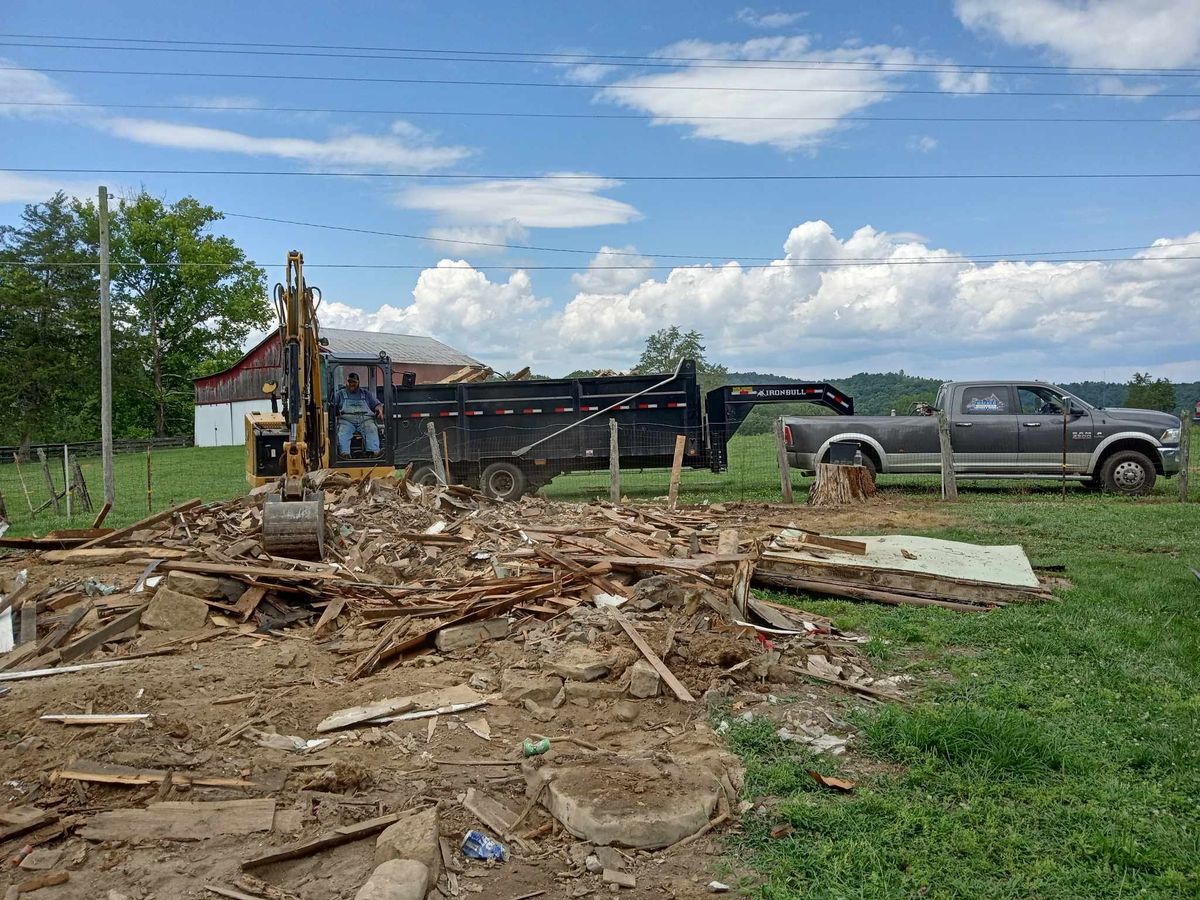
<box><xmin>409</xmin><ymin>412</ymin><xmax>430</xmax><ymax>418</ymax></box>
<box><xmin>666</xmin><ymin>402</ymin><xmax>686</xmax><ymax>408</ymax></box>
<box><xmin>521</xmin><ymin>408</ymin><xmax>542</xmax><ymax>414</ymax></box>
<box><xmin>637</xmin><ymin>403</ymin><xmax>658</xmax><ymax>409</ymax></box>
<box><xmin>438</xmin><ymin>411</ymin><xmax>458</xmax><ymax>417</ymax></box>
<box><xmin>495</xmin><ymin>409</ymin><xmax>515</xmax><ymax>415</ymax></box>
<box><xmin>554</xmin><ymin>406</ymin><xmax>574</xmax><ymax>413</ymax></box>
<box><xmin>465</xmin><ymin>410</ymin><xmax>484</xmax><ymax>416</ymax></box>
<box><xmin>580</xmin><ymin>405</ymin><xmax>599</xmax><ymax>411</ymax></box>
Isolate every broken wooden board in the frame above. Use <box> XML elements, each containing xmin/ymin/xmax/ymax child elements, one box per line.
<box><xmin>52</xmin><ymin>759</ymin><xmax>272</xmax><ymax>791</ymax></box>
<box><xmin>241</xmin><ymin>811</ymin><xmax>403</xmax><ymax>870</ymax></box>
<box><xmin>73</xmin><ymin>498</ymin><xmax>202</xmax><ymax>550</ymax></box>
<box><xmin>40</xmin><ymin>713</ymin><xmax>150</xmax><ymax>726</ymax></box>
<box><xmin>41</xmin><ymin>547</ymin><xmax>191</xmax><ymax>564</ymax></box>
<box><xmin>607</xmin><ymin>607</ymin><xmax>695</xmax><ymax>703</ymax></box>
<box><xmin>0</xmin><ymin>807</ymin><xmax>58</xmax><ymax>844</ymax></box>
<box><xmin>317</xmin><ymin>683</ymin><xmax>482</xmax><ymax>733</ymax></box>
<box><xmin>79</xmin><ymin>799</ymin><xmax>277</xmax><ymax>842</ymax></box>
<box><xmin>56</xmin><ymin>604</ymin><xmax>147</xmax><ymax>664</ymax></box>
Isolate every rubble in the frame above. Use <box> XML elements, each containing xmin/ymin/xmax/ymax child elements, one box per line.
<box><xmin>0</xmin><ymin>475</ymin><xmax>1055</xmax><ymax>897</ymax></box>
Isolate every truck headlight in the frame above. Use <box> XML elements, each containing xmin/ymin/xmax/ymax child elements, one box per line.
<box><xmin>1161</xmin><ymin>427</ymin><xmax>1180</xmax><ymax>443</ymax></box>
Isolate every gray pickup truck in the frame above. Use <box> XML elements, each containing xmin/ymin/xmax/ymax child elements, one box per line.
<box><xmin>785</xmin><ymin>380</ymin><xmax>1183</xmax><ymax>495</ymax></box>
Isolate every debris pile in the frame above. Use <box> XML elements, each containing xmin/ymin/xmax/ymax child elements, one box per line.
<box><xmin>0</xmin><ymin>475</ymin><xmax>1053</xmax><ymax>897</ymax></box>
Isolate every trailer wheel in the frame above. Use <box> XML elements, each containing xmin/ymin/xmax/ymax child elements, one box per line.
<box><xmin>410</xmin><ymin>463</ymin><xmax>442</xmax><ymax>487</ymax></box>
<box><xmin>480</xmin><ymin>461</ymin><xmax>527</xmax><ymax>501</ymax></box>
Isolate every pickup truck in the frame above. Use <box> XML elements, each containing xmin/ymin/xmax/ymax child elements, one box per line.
<box><xmin>784</xmin><ymin>380</ymin><xmax>1183</xmax><ymax>495</ymax></box>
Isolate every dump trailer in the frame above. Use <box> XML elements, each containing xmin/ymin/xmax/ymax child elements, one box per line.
<box><xmin>389</xmin><ymin>360</ymin><xmax>853</xmax><ymax>499</ymax></box>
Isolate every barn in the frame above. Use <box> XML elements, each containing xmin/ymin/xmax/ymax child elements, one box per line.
<box><xmin>193</xmin><ymin>327</ymin><xmax>485</xmax><ymax>446</ymax></box>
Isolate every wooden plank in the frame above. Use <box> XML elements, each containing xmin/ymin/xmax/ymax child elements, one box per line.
<box><xmin>0</xmin><ymin>808</ymin><xmax>57</xmax><ymax>844</ymax></box>
<box><xmin>312</xmin><ymin>596</ymin><xmax>345</xmax><ymax>637</ymax></box>
<box><xmin>18</xmin><ymin>602</ymin><xmax>37</xmax><ymax>646</ymax></box>
<box><xmin>155</xmin><ymin>560</ymin><xmax>336</xmax><ymax>581</ymax></box>
<box><xmin>799</xmin><ymin>533</ymin><xmax>868</xmax><ymax>556</ymax></box>
<box><xmin>241</xmin><ymin>811</ymin><xmax>402</xmax><ymax>870</ymax></box>
<box><xmin>74</xmin><ymin>498</ymin><xmax>202</xmax><ymax>550</ymax></box>
<box><xmin>667</xmin><ymin>434</ymin><xmax>687</xmax><ymax>510</ymax></box>
<box><xmin>0</xmin><ymin>659</ymin><xmax>131</xmax><ymax>682</ymax></box>
<box><xmin>91</xmin><ymin>500</ymin><xmax>112</xmax><ymax>529</ymax></box>
<box><xmin>42</xmin><ymin>547</ymin><xmax>191</xmax><ymax>564</ymax></box>
<box><xmin>231</xmin><ymin>586</ymin><xmax>266</xmax><ymax>623</ymax></box>
<box><xmin>80</xmin><ymin>799</ymin><xmax>276</xmax><ymax>842</ymax></box>
<box><xmin>56</xmin><ymin>604</ymin><xmax>147</xmax><ymax>664</ymax></box>
<box><xmin>53</xmin><ymin>759</ymin><xmax>266</xmax><ymax>790</ymax></box>
<box><xmin>606</xmin><ymin>607</ymin><xmax>695</xmax><ymax>703</ymax></box>
<box><xmin>41</xmin><ymin>713</ymin><xmax>150</xmax><ymax>726</ymax></box>
<box><xmin>753</xmin><ymin>570</ymin><xmax>996</xmax><ymax>613</ymax></box>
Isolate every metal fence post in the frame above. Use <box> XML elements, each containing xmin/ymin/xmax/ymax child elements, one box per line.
<box><xmin>609</xmin><ymin>418</ymin><xmax>621</xmax><ymax>504</ymax></box>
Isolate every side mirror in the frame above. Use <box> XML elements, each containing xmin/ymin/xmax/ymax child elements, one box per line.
<box><xmin>1068</xmin><ymin>401</ymin><xmax>1087</xmax><ymax>417</ymax></box>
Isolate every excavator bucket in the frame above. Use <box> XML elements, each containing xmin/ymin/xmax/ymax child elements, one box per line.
<box><xmin>261</xmin><ymin>492</ymin><xmax>325</xmax><ymax>560</ymax></box>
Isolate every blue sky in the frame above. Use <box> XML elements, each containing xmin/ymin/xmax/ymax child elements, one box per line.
<box><xmin>2</xmin><ymin>0</ymin><xmax>1198</xmax><ymax>382</ymax></box>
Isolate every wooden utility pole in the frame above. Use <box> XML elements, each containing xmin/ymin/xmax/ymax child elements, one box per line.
<box><xmin>936</xmin><ymin>410</ymin><xmax>958</xmax><ymax>501</ymax></box>
<box><xmin>608</xmin><ymin>418</ymin><xmax>621</xmax><ymax>504</ymax></box>
<box><xmin>1179</xmin><ymin>412</ymin><xmax>1191</xmax><ymax>503</ymax></box>
<box><xmin>774</xmin><ymin>418</ymin><xmax>794</xmax><ymax>504</ymax></box>
<box><xmin>98</xmin><ymin>186</ymin><xmax>115</xmax><ymax>507</ymax></box>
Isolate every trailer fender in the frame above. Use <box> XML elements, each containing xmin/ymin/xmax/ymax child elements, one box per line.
<box><xmin>813</xmin><ymin>433</ymin><xmax>888</xmax><ymax>473</ymax></box>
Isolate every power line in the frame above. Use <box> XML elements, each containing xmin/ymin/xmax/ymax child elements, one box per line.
<box><xmin>5</xmin><ymin>166</ymin><xmax>1199</xmax><ymax>182</ymax></box>
<box><xmin>225</xmin><ymin>211</ymin><xmax>1200</xmax><ymax>262</ymax></box>
<box><xmin>3</xmin><ymin>256</ymin><xmax>1196</xmax><ymax>271</ymax></box>
<box><xmin>5</xmin><ymin>31</ymin><xmax>1199</xmax><ymax>76</ymax></box>
<box><xmin>4</xmin><ymin>100</ymin><xmax>1195</xmax><ymax>125</ymax></box>
<box><xmin>2</xmin><ymin>38</ymin><xmax>1196</xmax><ymax>79</ymax></box>
<box><xmin>8</xmin><ymin>65</ymin><xmax>1200</xmax><ymax>98</ymax></box>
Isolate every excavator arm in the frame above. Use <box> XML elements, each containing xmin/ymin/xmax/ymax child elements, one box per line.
<box><xmin>261</xmin><ymin>251</ymin><xmax>327</xmax><ymax>558</ymax></box>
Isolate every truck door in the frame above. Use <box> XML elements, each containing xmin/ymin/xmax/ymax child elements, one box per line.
<box><xmin>951</xmin><ymin>384</ymin><xmax>1019</xmax><ymax>471</ymax></box>
<box><xmin>1015</xmin><ymin>385</ymin><xmax>1091</xmax><ymax>473</ymax></box>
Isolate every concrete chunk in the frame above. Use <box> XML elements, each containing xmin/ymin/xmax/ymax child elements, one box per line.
<box><xmin>141</xmin><ymin>586</ymin><xmax>209</xmax><ymax>632</ymax></box>
<box><xmin>501</xmin><ymin>670</ymin><xmax>563</xmax><ymax>703</ymax></box>
<box><xmin>163</xmin><ymin>570</ymin><xmax>225</xmax><ymax>600</ymax></box>
<box><xmin>434</xmin><ymin>617</ymin><xmax>508</xmax><ymax>652</ymax></box>
<box><xmin>546</xmin><ymin>646</ymin><xmax>616</xmax><ymax>682</ymax></box>
<box><xmin>374</xmin><ymin>806</ymin><xmax>441</xmax><ymax>881</ymax></box>
<box><xmin>628</xmin><ymin>660</ymin><xmax>661</xmax><ymax>699</ymax></box>
<box><xmin>355</xmin><ymin>859</ymin><xmax>429</xmax><ymax>900</ymax></box>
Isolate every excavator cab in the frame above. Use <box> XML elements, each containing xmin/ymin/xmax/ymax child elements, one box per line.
<box><xmin>325</xmin><ymin>354</ymin><xmax>394</xmax><ymax>467</ymax></box>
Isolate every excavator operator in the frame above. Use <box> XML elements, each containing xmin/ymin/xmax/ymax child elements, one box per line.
<box><xmin>334</xmin><ymin>371</ymin><xmax>383</xmax><ymax>457</ymax></box>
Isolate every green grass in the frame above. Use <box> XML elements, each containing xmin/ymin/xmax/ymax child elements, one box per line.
<box><xmin>728</xmin><ymin>495</ymin><xmax>1200</xmax><ymax>898</ymax></box>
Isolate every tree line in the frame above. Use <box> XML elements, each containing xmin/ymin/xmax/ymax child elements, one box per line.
<box><xmin>0</xmin><ymin>192</ymin><xmax>268</xmax><ymax>448</ymax></box>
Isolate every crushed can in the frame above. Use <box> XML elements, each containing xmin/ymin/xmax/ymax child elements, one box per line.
<box><xmin>522</xmin><ymin>737</ymin><xmax>551</xmax><ymax>757</ymax></box>
<box><xmin>461</xmin><ymin>829</ymin><xmax>507</xmax><ymax>861</ymax></box>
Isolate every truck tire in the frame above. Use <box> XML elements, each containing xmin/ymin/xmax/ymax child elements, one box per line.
<box><xmin>480</xmin><ymin>461</ymin><xmax>528</xmax><ymax>501</ymax></box>
<box><xmin>1100</xmin><ymin>449</ymin><xmax>1156</xmax><ymax>496</ymax></box>
<box><xmin>409</xmin><ymin>463</ymin><xmax>442</xmax><ymax>487</ymax></box>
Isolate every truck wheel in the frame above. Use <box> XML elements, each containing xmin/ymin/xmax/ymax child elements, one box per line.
<box><xmin>480</xmin><ymin>461</ymin><xmax>527</xmax><ymax>501</ymax></box>
<box><xmin>409</xmin><ymin>463</ymin><xmax>442</xmax><ymax>487</ymax></box>
<box><xmin>1100</xmin><ymin>450</ymin><xmax>1156</xmax><ymax>496</ymax></box>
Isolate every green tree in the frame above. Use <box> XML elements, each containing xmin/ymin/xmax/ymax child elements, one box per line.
<box><xmin>1123</xmin><ymin>372</ymin><xmax>1177</xmax><ymax>413</ymax></box>
<box><xmin>633</xmin><ymin>326</ymin><xmax>727</xmax><ymax>396</ymax></box>
<box><xmin>78</xmin><ymin>194</ymin><xmax>269</xmax><ymax>436</ymax></box>
<box><xmin>0</xmin><ymin>194</ymin><xmax>99</xmax><ymax>446</ymax></box>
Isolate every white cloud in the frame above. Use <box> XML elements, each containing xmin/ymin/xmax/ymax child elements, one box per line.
<box><xmin>936</xmin><ymin>67</ymin><xmax>992</xmax><ymax>94</ymax></box>
<box><xmin>571</xmin><ymin>245</ymin><xmax>656</xmax><ymax>293</ymax></box>
<box><xmin>320</xmin><ymin>221</ymin><xmax>1200</xmax><ymax>376</ymax></box>
<box><xmin>425</xmin><ymin>220</ymin><xmax>531</xmax><ymax>256</ymax></box>
<box><xmin>103</xmin><ymin>117</ymin><xmax>471</xmax><ymax>172</ymax></box>
<box><xmin>597</xmin><ymin>36</ymin><xmax>923</xmax><ymax>150</ymax></box>
<box><xmin>0</xmin><ymin>59</ymin><xmax>75</xmax><ymax>117</ymax></box>
<box><xmin>0</xmin><ymin>171</ymin><xmax>96</xmax><ymax>204</ymax></box>
<box><xmin>398</xmin><ymin>175</ymin><xmax>641</xmax><ymax>229</ymax></box>
<box><xmin>736</xmin><ymin>8</ymin><xmax>807</xmax><ymax>28</ymax></box>
<box><xmin>955</xmin><ymin>0</ymin><xmax>1200</xmax><ymax>68</ymax></box>
<box><xmin>319</xmin><ymin>260</ymin><xmax>551</xmax><ymax>358</ymax></box>
<box><xmin>907</xmin><ymin>135</ymin><xmax>939</xmax><ymax>153</ymax></box>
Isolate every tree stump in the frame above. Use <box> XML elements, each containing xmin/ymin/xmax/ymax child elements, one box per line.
<box><xmin>808</xmin><ymin>463</ymin><xmax>877</xmax><ymax>507</ymax></box>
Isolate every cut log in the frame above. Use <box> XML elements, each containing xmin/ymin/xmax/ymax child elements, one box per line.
<box><xmin>807</xmin><ymin>464</ymin><xmax>877</xmax><ymax>507</ymax></box>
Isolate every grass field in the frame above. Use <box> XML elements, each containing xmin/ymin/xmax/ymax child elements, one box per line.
<box><xmin>2</xmin><ymin>435</ymin><xmax>1197</xmax><ymax>897</ymax></box>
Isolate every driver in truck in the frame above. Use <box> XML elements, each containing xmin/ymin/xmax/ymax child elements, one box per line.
<box><xmin>334</xmin><ymin>371</ymin><xmax>383</xmax><ymax>457</ymax></box>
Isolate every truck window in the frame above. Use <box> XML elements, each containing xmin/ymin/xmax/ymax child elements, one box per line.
<box><xmin>1017</xmin><ymin>386</ymin><xmax>1065</xmax><ymax>416</ymax></box>
<box><xmin>959</xmin><ymin>386</ymin><xmax>1012</xmax><ymax>415</ymax></box>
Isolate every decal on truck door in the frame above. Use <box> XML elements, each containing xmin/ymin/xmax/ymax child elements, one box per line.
<box><xmin>966</xmin><ymin>393</ymin><xmax>1006</xmax><ymax>413</ymax></box>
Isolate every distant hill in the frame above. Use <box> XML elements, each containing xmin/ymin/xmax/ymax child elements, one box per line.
<box><xmin>725</xmin><ymin>371</ymin><xmax>1199</xmax><ymax>432</ymax></box>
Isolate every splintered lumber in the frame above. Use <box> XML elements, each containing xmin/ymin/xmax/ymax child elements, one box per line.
<box><xmin>0</xmin><ymin>807</ymin><xmax>58</xmax><ymax>844</ymax></box>
<box><xmin>91</xmin><ymin>501</ymin><xmax>112</xmax><ymax>529</ymax></box>
<box><xmin>0</xmin><ymin>659</ymin><xmax>132</xmax><ymax>682</ymax></box>
<box><xmin>232</xmin><ymin>586</ymin><xmax>266</xmax><ymax>622</ymax></box>
<box><xmin>311</xmin><ymin>596</ymin><xmax>345</xmax><ymax>636</ymax></box>
<box><xmin>607</xmin><ymin>607</ymin><xmax>695</xmax><ymax>702</ymax></box>
<box><xmin>56</xmin><ymin>604</ymin><xmax>147</xmax><ymax>664</ymax></box>
<box><xmin>155</xmin><ymin>559</ymin><xmax>336</xmax><ymax>581</ymax></box>
<box><xmin>667</xmin><ymin>434</ymin><xmax>687</xmax><ymax>510</ymax></box>
<box><xmin>74</xmin><ymin>498</ymin><xmax>202</xmax><ymax>550</ymax></box>
<box><xmin>792</xmin><ymin>667</ymin><xmax>906</xmax><ymax>703</ymax></box>
<box><xmin>41</xmin><ymin>713</ymin><xmax>150</xmax><ymax>726</ymax></box>
<box><xmin>808</xmin><ymin>464</ymin><xmax>876</xmax><ymax>507</ymax></box>
<box><xmin>42</xmin><ymin>546</ymin><xmax>190</xmax><ymax>564</ymax></box>
<box><xmin>53</xmin><ymin>759</ymin><xmax>267</xmax><ymax>790</ymax></box>
<box><xmin>799</xmin><ymin>533</ymin><xmax>867</xmax><ymax>555</ymax></box>
<box><xmin>241</xmin><ymin>811</ymin><xmax>403</xmax><ymax>870</ymax></box>
<box><xmin>756</xmin><ymin>571</ymin><xmax>995</xmax><ymax>612</ymax></box>
<box><xmin>80</xmin><ymin>799</ymin><xmax>276</xmax><ymax>842</ymax></box>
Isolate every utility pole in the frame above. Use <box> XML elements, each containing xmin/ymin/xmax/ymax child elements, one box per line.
<box><xmin>98</xmin><ymin>186</ymin><xmax>115</xmax><ymax>507</ymax></box>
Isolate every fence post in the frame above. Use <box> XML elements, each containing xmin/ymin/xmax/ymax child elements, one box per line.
<box><xmin>146</xmin><ymin>445</ymin><xmax>153</xmax><ymax>513</ymax></box>
<box><xmin>426</xmin><ymin>421</ymin><xmax>447</xmax><ymax>485</ymax></box>
<box><xmin>936</xmin><ymin>410</ymin><xmax>958</xmax><ymax>501</ymax></box>
<box><xmin>13</xmin><ymin>453</ymin><xmax>34</xmax><ymax>516</ymax></box>
<box><xmin>609</xmin><ymin>418</ymin><xmax>621</xmax><ymax>504</ymax></box>
<box><xmin>37</xmin><ymin>448</ymin><xmax>60</xmax><ymax>514</ymax></box>
<box><xmin>1179</xmin><ymin>412</ymin><xmax>1191</xmax><ymax>503</ymax></box>
<box><xmin>774</xmin><ymin>418</ymin><xmax>794</xmax><ymax>504</ymax></box>
<box><xmin>63</xmin><ymin>443</ymin><xmax>71</xmax><ymax>522</ymax></box>
<box><xmin>667</xmin><ymin>434</ymin><xmax>687</xmax><ymax>510</ymax></box>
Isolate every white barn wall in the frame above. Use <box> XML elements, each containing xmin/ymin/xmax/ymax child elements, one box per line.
<box><xmin>194</xmin><ymin>399</ymin><xmax>274</xmax><ymax>447</ymax></box>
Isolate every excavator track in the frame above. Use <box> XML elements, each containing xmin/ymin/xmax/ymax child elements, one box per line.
<box><xmin>261</xmin><ymin>492</ymin><xmax>325</xmax><ymax>560</ymax></box>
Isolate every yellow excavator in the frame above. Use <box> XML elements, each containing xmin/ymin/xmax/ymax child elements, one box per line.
<box><xmin>246</xmin><ymin>251</ymin><xmax>397</xmax><ymax>558</ymax></box>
